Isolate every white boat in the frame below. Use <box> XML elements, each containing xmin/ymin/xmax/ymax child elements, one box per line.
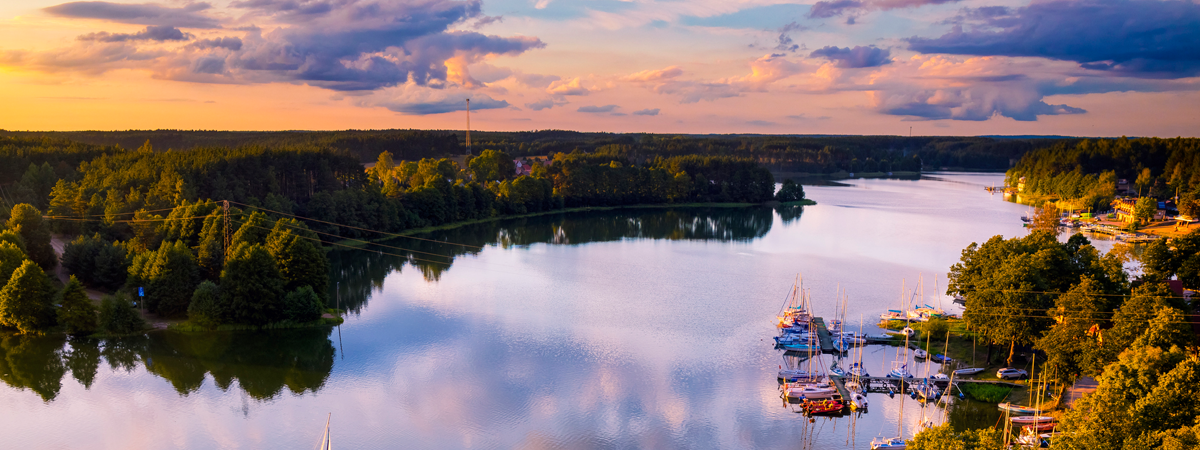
<box><xmin>954</xmin><ymin>367</ymin><xmax>985</xmax><ymax>376</ymax></box>
<box><xmin>887</xmin><ymin>363</ymin><xmax>913</xmax><ymax>378</ymax></box>
<box><xmin>999</xmin><ymin>403</ymin><xmax>1048</xmax><ymax>415</ymax></box>
<box><xmin>785</xmin><ymin>384</ymin><xmax>838</xmax><ymax>400</ymax></box>
<box><xmin>829</xmin><ymin>364</ymin><xmax>846</xmax><ymax>377</ymax></box>
<box><xmin>913</xmin><ymin>348</ymin><xmax>928</xmax><ymax>359</ymax></box>
<box><xmin>879</xmin><ymin>309</ymin><xmax>906</xmax><ymax>321</ymax></box>
<box><xmin>778</xmin><ymin>369</ymin><xmax>811</xmax><ymax>380</ymax></box>
<box><xmin>850</xmin><ymin>392</ymin><xmax>869</xmax><ymax>410</ymax></box>
<box><xmin>848</xmin><ymin>363</ymin><xmax>869</xmax><ymax>377</ymax></box>
<box><xmin>871</xmin><ymin>437</ymin><xmax>906</xmax><ymax>449</ymax></box>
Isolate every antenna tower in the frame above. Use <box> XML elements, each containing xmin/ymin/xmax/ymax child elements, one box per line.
<box><xmin>223</xmin><ymin>200</ymin><xmax>230</xmax><ymax>258</ymax></box>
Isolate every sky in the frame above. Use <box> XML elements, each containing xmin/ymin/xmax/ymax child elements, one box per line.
<box><xmin>0</xmin><ymin>0</ymin><xmax>1197</xmax><ymax>135</ymax></box>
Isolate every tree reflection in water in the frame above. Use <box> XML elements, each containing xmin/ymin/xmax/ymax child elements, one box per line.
<box><xmin>329</xmin><ymin>206</ymin><xmax>784</xmax><ymax>312</ymax></box>
<box><xmin>0</xmin><ymin>328</ymin><xmax>335</xmax><ymax>402</ymax></box>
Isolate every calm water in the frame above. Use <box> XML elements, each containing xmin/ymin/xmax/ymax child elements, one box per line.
<box><xmin>3</xmin><ymin>173</ymin><xmax>1105</xmax><ymax>449</ymax></box>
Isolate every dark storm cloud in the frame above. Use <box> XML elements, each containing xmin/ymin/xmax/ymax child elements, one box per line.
<box><xmin>907</xmin><ymin>0</ymin><xmax>1200</xmax><ymax>78</ymax></box>
<box><xmin>808</xmin><ymin>0</ymin><xmax>959</xmax><ymax>19</ymax></box>
<box><xmin>44</xmin><ymin>1</ymin><xmax>220</xmax><ymax>28</ymax></box>
<box><xmin>810</xmin><ymin>45</ymin><xmax>891</xmax><ymax>68</ymax></box>
<box><xmin>78</xmin><ymin>25</ymin><xmax>191</xmax><ymax>42</ymax></box>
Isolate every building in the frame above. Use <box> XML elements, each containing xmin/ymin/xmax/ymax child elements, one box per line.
<box><xmin>1114</xmin><ymin>197</ymin><xmax>1167</xmax><ymax>222</ymax></box>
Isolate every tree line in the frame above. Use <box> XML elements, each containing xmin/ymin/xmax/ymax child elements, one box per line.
<box><xmin>1006</xmin><ymin>137</ymin><xmax>1200</xmax><ymax>214</ymax></box>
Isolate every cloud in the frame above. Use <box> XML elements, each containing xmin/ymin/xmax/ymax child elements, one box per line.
<box><xmin>746</xmin><ymin>120</ymin><xmax>777</xmax><ymax>127</ymax></box>
<box><xmin>525</xmin><ymin>98</ymin><xmax>567</xmax><ymax>110</ymax></box>
<box><xmin>547</xmin><ymin>77</ymin><xmax>592</xmax><ymax>95</ymax></box>
<box><xmin>810</xmin><ymin>45</ymin><xmax>892</xmax><ymax>68</ymax></box>
<box><xmin>471</xmin><ymin>15</ymin><xmax>503</xmax><ymax>29</ymax></box>
<box><xmin>367</xmin><ymin>84</ymin><xmax>508</xmax><ymax>115</ymax></box>
<box><xmin>907</xmin><ymin>0</ymin><xmax>1200</xmax><ymax>78</ymax></box>
<box><xmin>632</xmin><ymin>108</ymin><xmax>659</xmax><ymax>116</ymax></box>
<box><xmin>20</xmin><ymin>0</ymin><xmax>547</xmax><ymax>94</ymax></box>
<box><xmin>621</xmin><ymin>66</ymin><xmax>683</xmax><ymax>83</ymax></box>
<box><xmin>622</xmin><ymin>55</ymin><xmax>811</xmax><ymax>104</ymax></box>
<box><xmin>513</xmin><ymin>72</ymin><xmax>560</xmax><ymax>88</ymax></box>
<box><xmin>774</xmin><ymin>22</ymin><xmax>806</xmax><ymax>53</ymax></box>
<box><xmin>78</xmin><ymin>25</ymin><xmax>191</xmax><ymax>42</ymax></box>
<box><xmin>44</xmin><ymin>1</ymin><xmax>221</xmax><ymax>28</ymax></box>
<box><xmin>808</xmin><ymin>0</ymin><xmax>960</xmax><ymax>19</ymax></box>
<box><xmin>864</xmin><ymin>55</ymin><xmax>1088</xmax><ymax>121</ymax></box>
<box><xmin>188</xmin><ymin>37</ymin><xmax>243</xmax><ymax>51</ymax></box>
<box><xmin>577</xmin><ymin>104</ymin><xmax>618</xmax><ymax>113</ymax></box>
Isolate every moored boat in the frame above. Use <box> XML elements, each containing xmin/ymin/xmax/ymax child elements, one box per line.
<box><xmin>1010</xmin><ymin>416</ymin><xmax>1056</xmax><ymax>425</ymax></box>
<box><xmin>953</xmin><ymin>367</ymin><xmax>985</xmax><ymax>376</ymax></box>
<box><xmin>999</xmin><ymin>402</ymin><xmax>1047</xmax><ymax>415</ymax></box>
<box><xmin>913</xmin><ymin>348</ymin><xmax>928</xmax><ymax>359</ymax></box>
<box><xmin>871</xmin><ymin>437</ymin><xmax>907</xmax><ymax>449</ymax></box>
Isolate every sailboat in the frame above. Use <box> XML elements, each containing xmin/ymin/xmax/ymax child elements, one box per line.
<box><xmin>317</xmin><ymin>413</ymin><xmax>331</xmax><ymax>450</ymax></box>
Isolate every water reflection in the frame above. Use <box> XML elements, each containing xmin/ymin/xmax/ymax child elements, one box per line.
<box><xmin>329</xmin><ymin>206</ymin><xmax>779</xmax><ymax>312</ymax></box>
<box><xmin>0</xmin><ymin>328</ymin><xmax>335</xmax><ymax>402</ymax></box>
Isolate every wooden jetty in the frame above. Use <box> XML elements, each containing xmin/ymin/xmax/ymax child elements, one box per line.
<box><xmin>811</xmin><ymin>317</ymin><xmax>837</xmax><ymax>354</ymax></box>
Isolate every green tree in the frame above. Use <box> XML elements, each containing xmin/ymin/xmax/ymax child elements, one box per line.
<box><xmin>220</xmin><ymin>243</ymin><xmax>285</xmax><ymax>325</ymax></box>
<box><xmin>0</xmin><ymin>260</ymin><xmax>54</xmax><ymax>334</ymax></box>
<box><xmin>0</xmin><ymin>241</ymin><xmax>27</xmax><ymax>284</ymax></box>
<box><xmin>196</xmin><ymin>210</ymin><xmax>224</xmax><ymax>280</ymax></box>
<box><xmin>228</xmin><ymin>211</ymin><xmax>269</xmax><ymax>253</ymax></box>
<box><xmin>1032</xmin><ymin>201</ymin><xmax>1062</xmax><ymax>234</ymax></box>
<box><xmin>467</xmin><ymin>149</ymin><xmax>516</xmax><ymax>182</ymax></box>
<box><xmin>265</xmin><ymin>218</ymin><xmax>329</xmax><ymax>299</ymax></box>
<box><xmin>186</xmin><ymin>280</ymin><xmax>224</xmax><ymax>328</ymax></box>
<box><xmin>1135</xmin><ymin>196</ymin><xmax>1158</xmax><ymax>223</ymax></box>
<box><xmin>1035</xmin><ymin>277</ymin><xmax>1113</xmax><ymax>383</ymax></box>
<box><xmin>775</xmin><ymin>179</ymin><xmax>806</xmax><ymax>202</ymax></box>
<box><xmin>145</xmin><ymin>241</ymin><xmax>200</xmax><ymax>317</ymax></box>
<box><xmin>56</xmin><ymin>276</ymin><xmax>97</xmax><ymax>335</ymax></box>
<box><xmin>0</xmin><ymin>229</ymin><xmax>26</xmax><ymax>255</ymax></box>
<box><xmin>282</xmin><ymin>285</ymin><xmax>324</xmax><ymax>323</ymax></box>
<box><xmin>1135</xmin><ymin>167</ymin><xmax>1153</xmax><ymax>197</ymax></box>
<box><xmin>6</xmin><ymin>204</ymin><xmax>56</xmax><ymax>270</ymax></box>
<box><xmin>97</xmin><ymin>294</ymin><xmax>145</xmax><ymax>335</ymax></box>
<box><xmin>909</xmin><ymin>424</ymin><xmax>1005</xmax><ymax>450</ymax></box>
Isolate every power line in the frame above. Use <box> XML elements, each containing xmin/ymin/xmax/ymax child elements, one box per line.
<box><xmin>226</xmin><ymin>200</ymin><xmax>484</xmax><ymax>250</ymax></box>
<box><xmin>233</xmin><ymin>217</ymin><xmax>454</xmax><ymax>261</ymax></box>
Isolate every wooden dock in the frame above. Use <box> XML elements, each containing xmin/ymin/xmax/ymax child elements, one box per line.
<box><xmin>812</xmin><ymin>317</ymin><xmax>837</xmax><ymax>354</ymax></box>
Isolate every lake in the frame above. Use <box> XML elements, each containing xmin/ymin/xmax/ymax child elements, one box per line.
<box><xmin>1</xmin><ymin>172</ymin><xmax>1102</xmax><ymax>449</ymax></box>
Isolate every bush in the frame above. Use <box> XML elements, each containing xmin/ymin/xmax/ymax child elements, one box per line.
<box><xmin>98</xmin><ymin>294</ymin><xmax>145</xmax><ymax>335</ymax></box>
<box><xmin>186</xmin><ymin>281</ymin><xmax>224</xmax><ymax>328</ymax></box>
<box><xmin>921</xmin><ymin>318</ymin><xmax>951</xmax><ymax>340</ymax></box>
<box><xmin>282</xmin><ymin>285</ymin><xmax>324</xmax><ymax>323</ymax></box>
<box><xmin>776</xmin><ymin>179</ymin><xmax>805</xmax><ymax>202</ymax></box>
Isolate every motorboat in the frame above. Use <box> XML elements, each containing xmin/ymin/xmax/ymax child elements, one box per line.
<box><xmin>999</xmin><ymin>403</ymin><xmax>1047</xmax><ymax>415</ymax></box>
<box><xmin>953</xmin><ymin>367</ymin><xmax>985</xmax><ymax>376</ymax></box>
<box><xmin>777</xmin><ymin>342</ymin><xmax>818</xmax><ymax>352</ymax></box>
<box><xmin>1023</xmin><ymin>422</ymin><xmax>1057</xmax><ymax>433</ymax></box>
<box><xmin>930</xmin><ymin>353</ymin><xmax>952</xmax><ymax>363</ymax></box>
<box><xmin>803</xmin><ymin>399</ymin><xmax>845</xmax><ymax>415</ymax></box>
<box><xmin>849</xmin><ymin>392</ymin><xmax>868</xmax><ymax>410</ymax></box>
<box><xmin>879</xmin><ymin>310</ymin><xmax>907</xmax><ymax>321</ymax></box>
<box><xmin>913</xmin><ymin>348</ymin><xmax>928</xmax><ymax>359</ymax></box>
<box><xmin>870</xmin><ymin>436</ymin><xmax>907</xmax><ymax>449</ymax></box>
<box><xmin>774</xmin><ymin>333</ymin><xmax>813</xmax><ymax>345</ymax></box>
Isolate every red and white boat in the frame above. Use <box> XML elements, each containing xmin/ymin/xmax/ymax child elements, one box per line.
<box><xmin>1010</xmin><ymin>416</ymin><xmax>1056</xmax><ymax>425</ymax></box>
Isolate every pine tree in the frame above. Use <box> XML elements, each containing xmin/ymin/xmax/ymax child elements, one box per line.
<box><xmin>0</xmin><ymin>241</ymin><xmax>26</xmax><ymax>284</ymax></box>
<box><xmin>56</xmin><ymin>276</ymin><xmax>97</xmax><ymax>335</ymax></box>
<box><xmin>220</xmin><ymin>243</ymin><xmax>285</xmax><ymax>325</ymax></box>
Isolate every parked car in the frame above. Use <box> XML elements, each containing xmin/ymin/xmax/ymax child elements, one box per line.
<box><xmin>997</xmin><ymin>368</ymin><xmax>1029</xmax><ymax>380</ymax></box>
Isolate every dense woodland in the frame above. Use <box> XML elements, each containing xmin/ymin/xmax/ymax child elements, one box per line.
<box><xmin>2</xmin><ymin>129</ymin><xmax>1047</xmax><ymax>173</ymax></box>
<box><xmin>1006</xmin><ymin>137</ymin><xmax>1200</xmax><ymax>214</ymax></box>
<box><xmin>0</xmin><ymin>132</ymin><xmax>786</xmax><ymax>335</ymax></box>
<box><xmin>927</xmin><ymin>226</ymin><xmax>1200</xmax><ymax>449</ymax></box>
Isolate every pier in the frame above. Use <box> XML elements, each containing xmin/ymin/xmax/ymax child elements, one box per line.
<box><xmin>812</xmin><ymin>317</ymin><xmax>837</xmax><ymax>354</ymax></box>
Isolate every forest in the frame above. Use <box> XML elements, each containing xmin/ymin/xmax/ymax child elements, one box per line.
<box><xmin>1</xmin><ymin>129</ymin><xmax>1048</xmax><ymax>172</ymax></box>
<box><xmin>0</xmin><ymin>132</ymin><xmax>785</xmax><ymax>335</ymax></box>
<box><xmin>920</xmin><ymin>226</ymin><xmax>1200</xmax><ymax>450</ymax></box>
<box><xmin>1005</xmin><ymin>137</ymin><xmax>1200</xmax><ymax>213</ymax></box>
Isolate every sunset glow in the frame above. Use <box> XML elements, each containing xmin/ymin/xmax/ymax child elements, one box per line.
<box><xmin>1</xmin><ymin>0</ymin><xmax>1197</xmax><ymax>135</ymax></box>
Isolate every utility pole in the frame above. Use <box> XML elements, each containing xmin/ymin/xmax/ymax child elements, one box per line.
<box><xmin>465</xmin><ymin>98</ymin><xmax>472</xmax><ymax>156</ymax></box>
